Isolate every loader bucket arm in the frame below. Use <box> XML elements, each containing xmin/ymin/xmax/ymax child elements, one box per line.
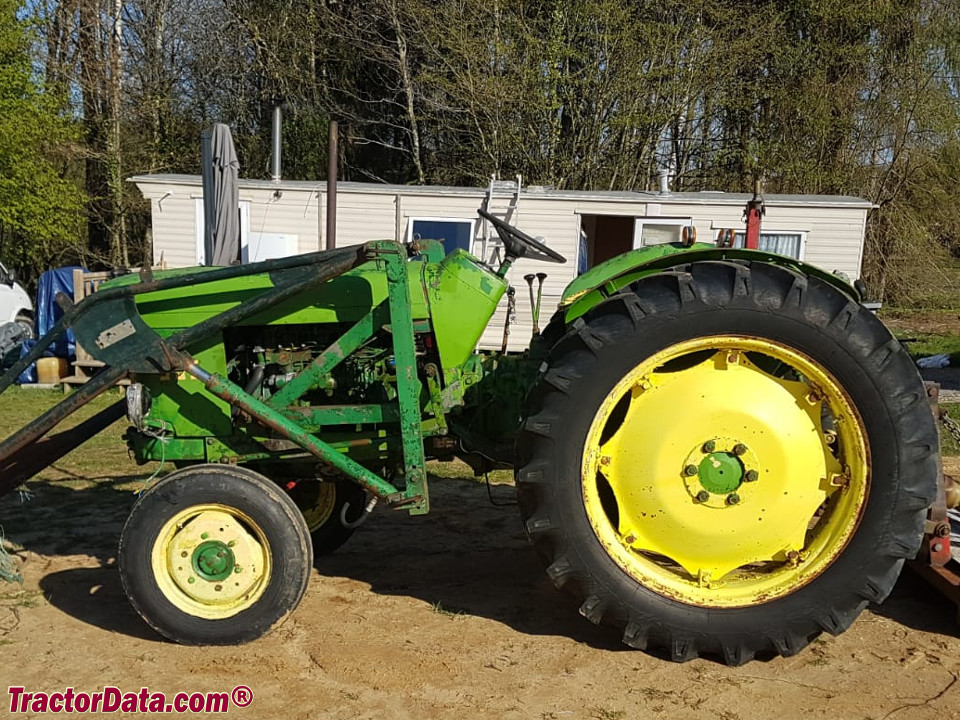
<box><xmin>0</xmin><ymin>244</ymin><xmax>371</xmax><ymax>500</ymax></box>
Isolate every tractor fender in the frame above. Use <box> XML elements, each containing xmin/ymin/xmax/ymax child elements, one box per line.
<box><xmin>560</xmin><ymin>243</ymin><xmax>860</xmax><ymax>322</ymax></box>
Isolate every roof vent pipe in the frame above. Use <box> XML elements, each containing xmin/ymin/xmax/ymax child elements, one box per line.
<box><xmin>658</xmin><ymin>168</ymin><xmax>671</xmax><ymax>195</ymax></box>
<box><xmin>271</xmin><ymin>106</ymin><xmax>282</xmax><ymax>182</ymax></box>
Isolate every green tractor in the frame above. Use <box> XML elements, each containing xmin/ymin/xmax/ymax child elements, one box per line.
<box><xmin>0</xmin><ymin>207</ymin><xmax>943</xmax><ymax>664</ymax></box>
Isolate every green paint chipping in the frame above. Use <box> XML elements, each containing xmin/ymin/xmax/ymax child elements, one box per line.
<box><xmin>697</xmin><ymin>453</ymin><xmax>743</xmax><ymax>494</ymax></box>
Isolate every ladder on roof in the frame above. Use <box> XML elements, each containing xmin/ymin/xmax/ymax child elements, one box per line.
<box><xmin>479</xmin><ymin>173</ymin><xmax>521</xmax><ymax>265</ymax></box>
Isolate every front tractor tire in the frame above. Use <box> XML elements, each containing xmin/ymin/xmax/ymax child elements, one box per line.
<box><xmin>119</xmin><ymin>464</ymin><xmax>313</xmax><ymax>645</ymax></box>
<box><xmin>517</xmin><ymin>261</ymin><xmax>939</xmax><ymax>664</ymax></box>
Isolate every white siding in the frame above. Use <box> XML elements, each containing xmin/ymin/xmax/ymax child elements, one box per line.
<box><xmin>480</xmin><ymin>197</ymin><xmax>581</xmax><ymax>351</ymax></box>
<box><xmin>242</xmin><ymin>187</ymin><xmax>321</xmax><ymax>255</ymax></box>
<box><xmin>328</xmin><ymin>191</ymin><xmax>398</xmax><ymax>245</ymax></box>
<box><xmin>767</xmin><ymin>205</ymin><xmax>866</xmax><ymax>278</ymax></box>
<box><xmin>652</xmin><ymin>201</ymin><xmax>867</xmax><ymax>279</ymax></box>
<box><xmin>133</xmin><ymin>176</ymin><xmax>869</xmax><ymax>354</ymax></box>
<box><xmin>140</xmin><ymin>185</ymin><xmax>198</xmax><ymax>268</ymax></box>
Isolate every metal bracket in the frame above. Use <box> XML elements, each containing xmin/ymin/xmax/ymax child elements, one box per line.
<box><xmin>922</xmin><ymin>382</ymin><xmax>951</xmax><ymax>566</ymax></box>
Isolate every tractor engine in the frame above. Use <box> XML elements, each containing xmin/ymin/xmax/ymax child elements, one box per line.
<box><xmin>222</xmin><ymin>323</ymin><xmax>426</xmax><ymax>408</ymax></box>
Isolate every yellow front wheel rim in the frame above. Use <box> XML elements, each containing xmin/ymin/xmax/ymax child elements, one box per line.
<box><xmin>151</xmin><ymin>504</ymin><xmax>272</xmax><ymax>619</ymax></box>
<box><xmin>582</xmin><ymin>335</ymin><xmax>870</xmax><ymax>608</ymax></box>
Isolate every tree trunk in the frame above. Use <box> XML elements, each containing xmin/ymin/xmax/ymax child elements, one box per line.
<box><xmin>387</xmin><ymin>1</ymin><xmax>425</xmax><ymax>184</ymax></box>
<box><xmin>78</xmin><ymin>0</ymin><xmax>111</xmax><ymax>265</ymax></box>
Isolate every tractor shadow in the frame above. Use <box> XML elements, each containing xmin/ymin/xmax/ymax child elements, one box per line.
<box><xmin>320</xmin><ymin>477</ymin><xmax>960</xmax><ymax>653</ymax></box>
<box><xmin>869</xmin><ymin>565</ymin><xmax>960</xmax><ymax>636</ymax></box>
<box><xmin>6</xmin><ymin>472</ymin><xmax>958</xmax><ymax>652</ymax></box>
<box><xmin>316</xmin><ymin>476</ymin><xmax>629</xmax><ymax>652</ymax></box>
<box><xmin>0</xmin><ymin>474</ymin><xmax>161</xmax><ymax>641</ymax></box>
<box><xmin>0</xmin><ymin>475</ymin><xmax>136</xmax><ymax>560</ymax></box>
<box><xmin>3</xmin><ymin>472</ymin><xmax>620</xmax><ymax>647</ymax></box>
<box><xmin>38</xmin><ymin>566</ymin><xmax>159</xmax><ymax>641</ymax></box>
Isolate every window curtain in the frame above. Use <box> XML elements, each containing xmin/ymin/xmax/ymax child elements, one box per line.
<box><xmin>733</xmin><ymin>233</ymin><xmax>801</xmax><ymax>259</ymax></box>
<box><xmin>758</xmin><ymin>233</ymin><xmax>801</xmax><ymax>258</ymax></box>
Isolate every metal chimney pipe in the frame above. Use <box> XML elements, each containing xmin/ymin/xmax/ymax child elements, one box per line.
<box><xmin>658</xmin><ymin>168</ymin><xmax>670</xmax><ymax>195</ymax></box>
<box><xmin>326</xmin><ymin>120</ymin><xmax>338</xmax><ymax>250</ymax></box>
<box><xmin>270</xmin><ymin>106</ymin><xmax>282</xmax><ymax>182</ymax></box>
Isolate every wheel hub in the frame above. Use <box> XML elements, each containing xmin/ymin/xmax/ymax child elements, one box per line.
<box><xmin>681</xmin><ymin>438</ymin><xmax>760</xmax><ymax>508</ymax></box>
<box><xmin>192</xmin><ymin>541</ymin><xmax>235</xmax><ymax>581</ymax></box>
<box><xmin>697</xmin><ymin>451</ymin><xmax>742</xmax><ymax>494</ymax></box>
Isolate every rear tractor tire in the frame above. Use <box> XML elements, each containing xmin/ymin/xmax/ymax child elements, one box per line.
<box><xmin>119</xmin><ymin>464</ymin><xmax>313</xmax><ymax>645</ymax></box>
<box><xmin>517</xmin><ymin>260</ymin><xmax>939</xmax><ymax>664</ymax></box>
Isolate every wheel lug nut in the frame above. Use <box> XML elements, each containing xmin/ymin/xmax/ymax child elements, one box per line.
<box><xmin>701</xmin><ymin>441</ymin><xmax>715</xmax><ymax>453</ymax></box>
<box><xmin>732</xmin><ymin>444</ymin><xmax>747</xmax><ymax>456</ymax></box>
<box><xmin>683</xmin><ymin>464</ymin><xmax>698</xmax><ymax>477</ymax></box>
<box><xmin>744</xmin><ymin>470</ymin><xmax>758</xmax><ymax>482</ymax></box>
<box><xmin>696</xmin><ymin>490</ymin><xmax>710</xmax><ymax>502</ymax></box>
<box><xmin>726</xmin><ymin>493</ymin><xmax>741</xmax><ymax>506</ymax></box>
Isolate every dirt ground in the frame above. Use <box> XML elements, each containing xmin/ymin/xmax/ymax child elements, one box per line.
<box><xmin>1</xmin><ymin>457</ymin><xmax>960</xmax><ymax>720</ymax></box>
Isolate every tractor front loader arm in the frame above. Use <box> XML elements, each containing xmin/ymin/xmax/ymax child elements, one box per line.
<box><xmin>0</xmin><ymin>243</ymin><xmax>432</xmax><ymax>509</ymax></box>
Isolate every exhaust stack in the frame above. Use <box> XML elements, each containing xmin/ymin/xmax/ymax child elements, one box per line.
<box><xmin>271</xmin><ymin>106</ymin><xmax>282</xmax><ymax>182</ymax></box>
<box><xmin>658</xmin><ymin>168</ymin><xmax>671</xmax><ymax>195</ymax></box>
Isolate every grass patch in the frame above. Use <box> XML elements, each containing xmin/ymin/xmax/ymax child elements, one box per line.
<box><xmin>430</xmin><ymin>601</ymin><xmax>465</xmax><ymax>618</ymax></box>
<box><xmin>590</xmin><ymin>709</ymin><xmax>626</xmax><ymax>720</ymax></box>
<box><xmin>939</xmin><ymin>403</ymin><xmax>960</xmax><ymax>455</ymax></box>
<box><xmin>0</xmin><ymin>386</ymin><xmax>138</xmax><ymax>483</ymax></box>
<box><xmin>426</xmin><ymin>459</ymin><xmax>513</xmax><ymax>485</ymax></box>
<box><xmin>894</xmin><ymin>333</ymin><xmax>960</xmax><ymax>365</ymax></box>
<box><xmin>0</xmin><ymin>589</ymin><xmax>43</xmax><ymax>609</ymax></box>
<box><xmin>880</xmin><ymin>308</ymin><xmax>960</xmax><ymax>363</ymax></box>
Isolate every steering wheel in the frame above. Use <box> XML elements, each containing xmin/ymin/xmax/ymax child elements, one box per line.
<box><xmin>477</xmin><ymin>208</ymin><xmax>566</xmax><ymax>264</ymax></box>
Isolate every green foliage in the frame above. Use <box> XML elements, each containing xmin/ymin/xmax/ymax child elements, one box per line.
<box><xmin>10</xmin><ymin>0</ymin><xmax>960</xmax><ymax>303</ymax></box>
<box><xmin>0</xmin><ymin>0</ymin><xmax>85</xmax><ymax>281</ymax></box>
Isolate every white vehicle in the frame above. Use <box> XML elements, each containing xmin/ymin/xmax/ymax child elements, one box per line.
<box><xmin>0</xmin><ymin>262</ymin><xmax>33</xmax><ymax>338</ymax></box>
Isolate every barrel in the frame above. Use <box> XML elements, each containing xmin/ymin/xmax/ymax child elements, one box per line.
<box><xmin>36</xmin><ymin>357</ymin><xmax>68</xmax><ymax>384</ymax></box>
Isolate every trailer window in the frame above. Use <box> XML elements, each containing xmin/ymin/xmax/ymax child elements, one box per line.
<box><xmin>733</xmin><ymin>232</ymin><xmax>804</xmax><ymax>259</ymax></box>
<box><xmin>632</xmin><ymin>218</ymin><xmax>694</xmax><ymax>247</ymax></box>
<box><xmin>406</xmin><ymin>218</ymin><xmax>475</xmax><ymax>254</ymax></box>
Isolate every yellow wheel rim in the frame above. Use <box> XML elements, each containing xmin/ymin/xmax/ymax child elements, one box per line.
<box><xmin>289</xmin><ymin>481</ymin><xmax>337</xmax><ymax>532</ymax></box>
<box><xmin>151</xmin><ymin>504</ymin><xmax>272</xmax><ymax>619</ymax></box>
<box><xmin>582</xmin><ymin>335</ymin><xmax>869</xmax><ymax>608</ymax></box>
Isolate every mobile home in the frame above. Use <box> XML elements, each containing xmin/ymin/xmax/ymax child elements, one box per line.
<box><xmin>131</xmin><ymin>174</ymin><xmax>872</xmax><ymax>351</ymax></box>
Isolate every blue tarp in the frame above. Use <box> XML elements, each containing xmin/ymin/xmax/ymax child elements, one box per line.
<box><xmin>18</xmin><ymin>267</ymin><xmax>85</xmax><ymax>383</ymax></box>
